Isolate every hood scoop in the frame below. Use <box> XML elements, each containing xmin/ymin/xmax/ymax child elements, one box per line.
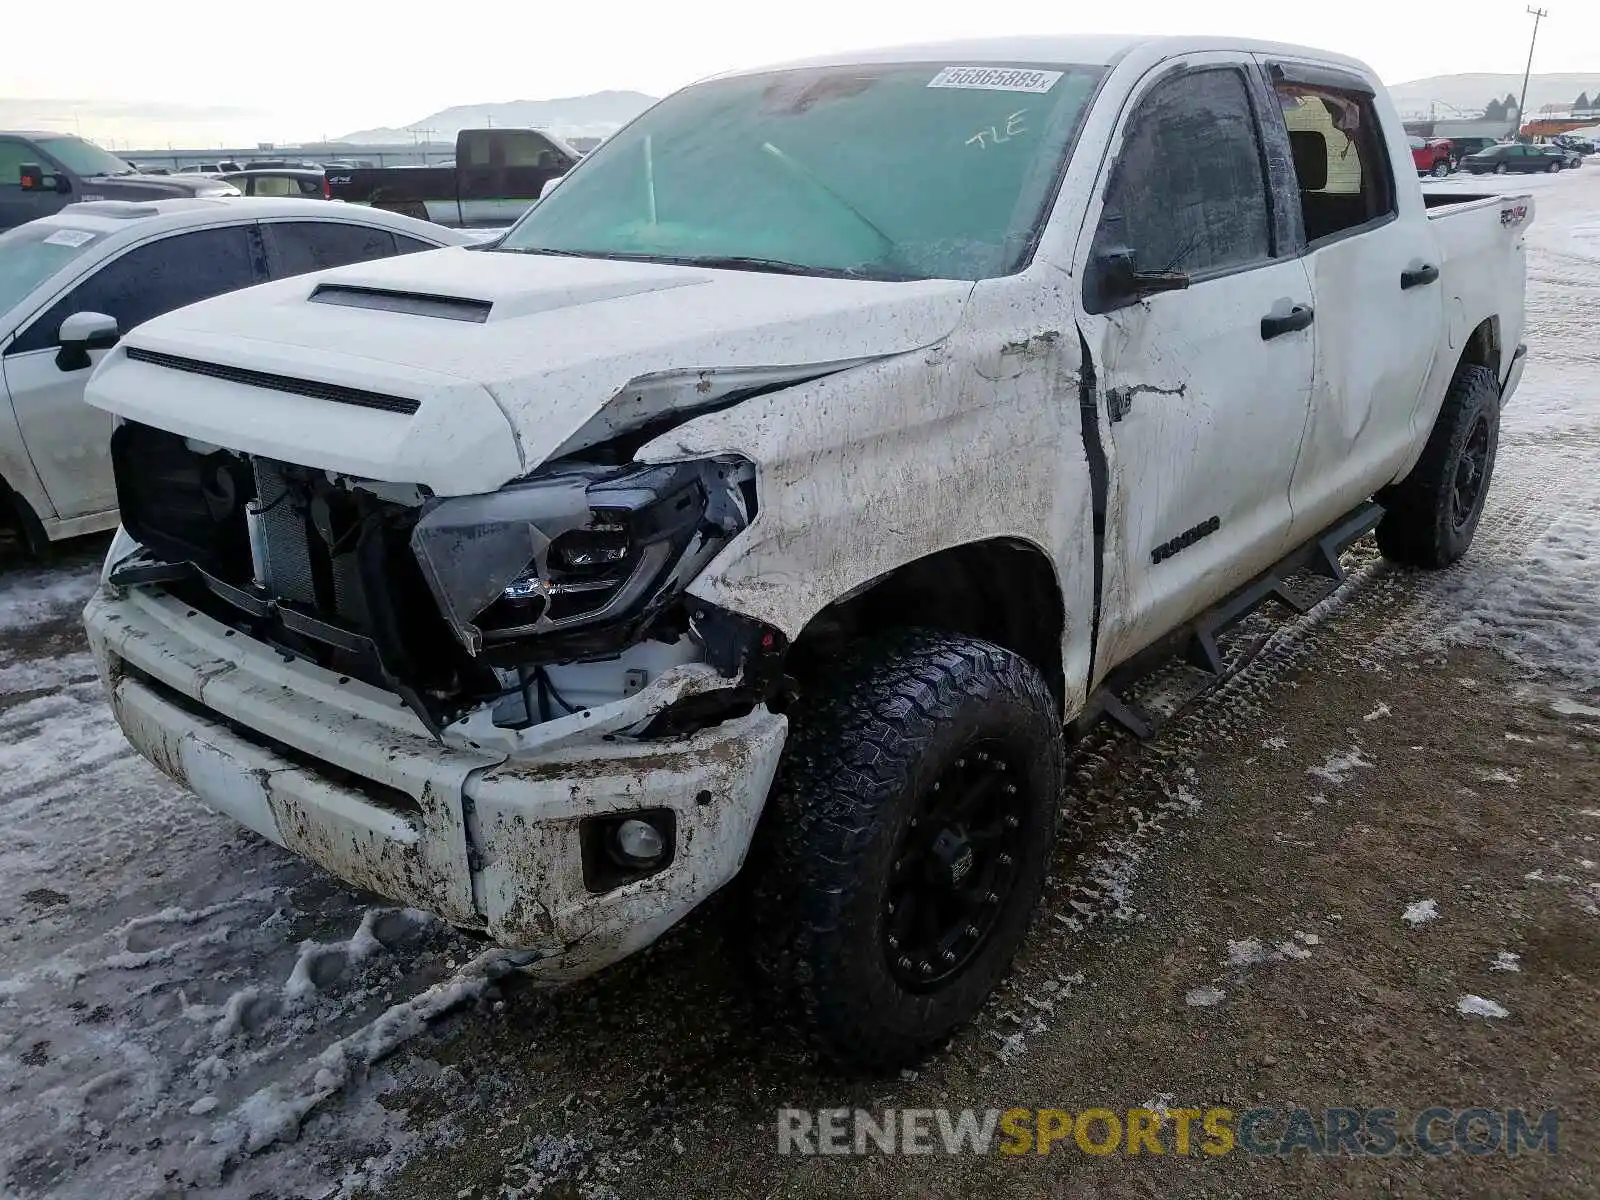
<box><xmin>309</xmin><ymin>284</ymin><xmax>494</xmax><ymax>324</ymax></box>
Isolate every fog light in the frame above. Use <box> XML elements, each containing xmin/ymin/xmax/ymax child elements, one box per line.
<box><xmin>611</xmin><ymin>818</ymin><xmax>667</xmax><ymax>867</ymax></box>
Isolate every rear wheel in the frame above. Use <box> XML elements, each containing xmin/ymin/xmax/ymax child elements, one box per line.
<box><xmin>1431</xmin><ymin>159</ymin><xmax>1451</xmax><ymax>178</ymax></box>
<box><xmin>1547</xmin><ymin>160</ymin><xmax>1561</xmax><ymax>173</ymax></box>
<box><xmin>1375</xmin><ymin>364</ymin><xmax>1500</xmax><ymax>569</ymax></box>
<box><xmin>1495</xmin><ymin>162</ymin><xmax>1509</xmax><ymax>175</ymax></box>
<box><xmin>746</xmin><ymin>630</ymin><xmax>1064</xmax><ymax>1068</ymax></box>
<box><xmin>0</xmin><ymin>481</ymin><xmax>49</xmax><ymax>565</ymax></box>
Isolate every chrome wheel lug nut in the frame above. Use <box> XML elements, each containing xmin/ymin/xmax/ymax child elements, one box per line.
<box><xmin>956</xmin><ymin>758</ymin><xmax>966</xmax><ymax>769</ymax></box>
<box><xmin>920</xmin><ymin>960</ymin><xmax>934</xmax><ymax>976</ymax></box>
<box><xmin>898</xmin><ymin>955</ymin><xmax>914</xmax><ymax>971</ymax></box>
<box><xmin>1005</xmin><ymin>815</ymin><xmax>1020</xmax><ymax>830</ymax></box>
<box><xmin>941</xmin><ymin>949</ymin><xmax>957</xmax><ymax>964</ymax></box>
<box><xmin>887</xmin><ymin>934</ymin><xmax>899</xmax><ymax>949</ymax></box>
<box><xmin>998</xmin><ymin>853</ymin><xmax>1014</xmax><ymax>867</ymax></box>
<box><xmin>964</xmin><ymin>924</ymin><xmax>980</xmax><ymax>938</ymax></box>
<box><xmin>984</xmin><ymin>891</ymin><xmax>1000</xmax><ymax>905</ymax></box>
<box><xmin>1005</xmin><ymin>784</ymin><xmax>1017</xmax><ymax>796</ymax></box>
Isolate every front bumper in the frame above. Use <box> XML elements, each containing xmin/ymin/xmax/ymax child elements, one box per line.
<box><xmin>84</xmin><ymin>583</ymin><xmax>787</xmax><ymax>981</ymax></box>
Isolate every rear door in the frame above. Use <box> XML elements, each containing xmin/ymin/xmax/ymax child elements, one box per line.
<box><xmin>1</xmin><ymin>224</ymin><xmax>261</xmax><ymax>519</ymax></box>
<box><xmin>1266</xmin><ymin>60</ymin><xmax>1446</xmax><ymax>543</ymax></box>
<box><xmin>1075</xmin><ymin>56</ymin><xmax>1316</xmax><ymax>678</ymax></box>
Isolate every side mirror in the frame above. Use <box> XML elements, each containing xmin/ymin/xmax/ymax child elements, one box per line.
<box><xmin>55</xmin><ymin>311</ymin><xmax>120</xmax><ymax>372</ymax></box>
<box><xmin>538</xmin><ymin>175</ymin><xmax>564</xmax><ymax>200</ymax></box>
<box><xmin>1096</xmin><ymin>247</ymin><xmax>1190</xmax><ymax>310</ymax></box>
<box><xmin>56</xmin><ymin>172</ymin><xmax>72</xmax><ymax>194</ymax></box>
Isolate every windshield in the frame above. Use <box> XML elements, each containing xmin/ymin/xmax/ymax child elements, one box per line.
<box><xmin>37</xmin><ymin>136</ymin><xmax>134</xmax><ymax>178</ymax></box>
<box><xmin>498</xmin><ymin>62</ymin><xmax>1105</xmax><ymax>281</ymax></box>
<box><xmin>0</xmin><ymin>224</ymin><xmax>101</xmax><ymax>319</ymax></box>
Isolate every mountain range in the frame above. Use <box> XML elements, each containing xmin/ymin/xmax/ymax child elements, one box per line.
<box><xmin>335</xmin><ymin>91</ymin><xmax>657</xmax><ymax>143</ymax></box>
<box><xmin>337</xmin><ymin>73</ymin><xmax>1600</xmax><ymax>146</ymax></box>
<box><xmin>1387</xmin><ymin>72</ymin><xmax>1600</xmax><ymax>118</ymax></box>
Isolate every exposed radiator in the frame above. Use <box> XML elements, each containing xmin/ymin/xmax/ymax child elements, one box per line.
<box><xmin>248</xmin><ymin>459</ymin><xmax>316</xmax><ymax>605</ymax></box>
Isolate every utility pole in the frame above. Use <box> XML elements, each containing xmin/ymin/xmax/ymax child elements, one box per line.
<box><xmin>1517</xmin><ymin>6</ymin><xmax>1550</xmax><ymax>139</ymax></box>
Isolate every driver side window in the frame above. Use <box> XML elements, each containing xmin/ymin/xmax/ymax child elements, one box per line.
<box><xmin>8</xmin><ymin>225</ymin><xmax>259</xmax><ymax>356</ymax></box>
<box><xmin>0</xmin><ymin>138</ymin><xmax>33</xmax><ymax>187</ymax></box>
<box><xmin>1092</xmin><ymin>68</ymin><xmax>1273</xmax><ymax>291</ymax></box>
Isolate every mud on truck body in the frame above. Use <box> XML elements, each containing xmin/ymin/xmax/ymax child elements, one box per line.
<box><xmin>83</xmin><ymin>35</ymin><xmax>1529</xmax><ymax>1067</ymax></box>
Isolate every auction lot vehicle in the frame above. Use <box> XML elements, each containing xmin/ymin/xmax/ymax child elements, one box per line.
<box><xmin>1461</xmin><ymin>142</ymin><xmax>1563</xmax><ymax>174</ymax></box>
<box><xmin>219</xmin><ymin>168</ymin><xmax>331</xmax><ymax>199</ymax></box>
<box><xmin>83</xmin><ymin>36</ymin><xmax>1530</xmax><ymax>1067</ymax></box>
<box><xmin>0</xmin><ymin>133</ymin><xmax>239</xmax><ymax>232</ymax></box>
<box><xmin>0</xmin><ymin>199</ymin><xmax>470</xmax><ymax>550</ymax></box>
<box><xmin>326</xmin><ymin>128</ymin><xmax>580</xmax><ymax>228</ymax></box>
<box><xmin>1409</xmin><ymin>135</ymin><xmax>1453</xmax><ymax>176</ymax></box>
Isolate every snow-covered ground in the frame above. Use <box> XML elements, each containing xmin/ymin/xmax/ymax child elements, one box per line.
<box><xmin>1</xmin><ymin>168</ymin><xmax>1598</xmax><ymax>1198</ymax></box>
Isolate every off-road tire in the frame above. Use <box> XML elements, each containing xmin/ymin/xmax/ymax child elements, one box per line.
<box><xmin>745</xmin><ymin>629</ymin><xmax>1065</xmax><ymax>1069</ymax></box>
<box><xmin>1376</xmin><ymin>363</ymin><xmax>1501</xmax><ymax>568</ymax></box>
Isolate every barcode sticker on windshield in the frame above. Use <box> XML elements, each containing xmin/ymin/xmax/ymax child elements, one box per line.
<box><xmin>43</xmin><ymin>229</ymin><xmax>96</xmax><ymax>248</ymax></box>
<box><xmin>927</xmin><ymin>66</ymin><xmax>1062</xmax><ymax>93</ymax></box>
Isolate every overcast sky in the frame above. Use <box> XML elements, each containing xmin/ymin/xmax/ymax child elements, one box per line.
<box><xmin>6</xmin><ymin>0</ymin><xmax>1598</xmax><ymax>147</ymax></box>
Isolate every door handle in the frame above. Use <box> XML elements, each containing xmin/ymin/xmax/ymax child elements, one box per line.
<box><xmin>1401</xmin><ymin>264</ymin><xmax>1440</xmax><ymax>290</ymax></box>
<box><xmin>1261</xmin><ymin>304</ymin><xmax>1314</xmax><ymax>341</ymax></box>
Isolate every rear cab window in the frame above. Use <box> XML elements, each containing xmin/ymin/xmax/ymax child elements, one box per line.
<box><xmin>1273</xmin><ymin>72</ymin><xmax>1397</xmax><ymax>246</ymax></box>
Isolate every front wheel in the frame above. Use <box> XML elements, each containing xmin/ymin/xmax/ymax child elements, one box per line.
<box><xmin>745</xmin><ymin>630</ymin><xmax>1065</xmax><ymax>1068</ymax></box>
<box><xmin>1375</xmin><ymin>364</ymin><xmax>1500</xmax><ymax>568</ymax></box>
<box><xmin>1495</xmin><ymin>163</ymin><xmax>1509</xmax><ymax>175</ymax></box>
<box><xmin>1432</xmin><ymin>160</ymin><xmax>1452</xmax><ymax>178</ymax></box>
<box><xmin>1547</xmin><ymin>160</ymin><xmax>1561</xmax><ymax>173</ymax></box>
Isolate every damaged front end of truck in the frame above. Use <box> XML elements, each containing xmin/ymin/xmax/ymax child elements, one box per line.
<box><xmin>81</xmin><ymin>357</ymin><xmax>878</xmax><ymax>977</ymax></box>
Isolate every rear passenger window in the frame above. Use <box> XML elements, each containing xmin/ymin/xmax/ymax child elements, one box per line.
<box><xmin>1092</xmin><ymin>68</ymin><xmax>1272</xmax><ymax>292</ymax></box>
<box><xmin>262</xmin><ymin>221</ymin><xmax>397</xmax><ymax>278</ymax></box>
<box><xmin>1276</xmin><ymin>82</ymin><xmax>1397</xmax><ymax>244</ymax></box>
<box><xmin>392</xmin><ymin>234</ymin><xmax>439</xmax><ymax>255</ymax></box>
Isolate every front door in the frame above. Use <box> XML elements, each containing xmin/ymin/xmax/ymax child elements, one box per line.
<box><xmin>1075</xmin><ymin>59</ymin><xmax>1316</xmax><ymax>680</ymax></box>
<box><xmin>1268</xmin><ymin>62</ymin><xmax>1447</xmax><ymax>541</ymax></box>
<box><xmin>1</xmin><ymin>224</ymin><xmax>260</xmax><ymax>521</ymax></box>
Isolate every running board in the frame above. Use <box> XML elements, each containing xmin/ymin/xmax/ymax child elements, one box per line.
<box><xmin>1075</xmin><ymin>502</ymin><xmax>1383</xmax><ymax>740</ymax></box>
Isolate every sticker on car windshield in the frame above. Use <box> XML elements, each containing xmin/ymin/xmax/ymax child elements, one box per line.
<box><xmin>927</xmin><ymin>66</ymin><xmax>1063</xmax><ymax>93</ymax></box>
<box><xmin>42</xmin><ymin>228</ymin><xmax>96</xmax><ymax>248</ymax></box>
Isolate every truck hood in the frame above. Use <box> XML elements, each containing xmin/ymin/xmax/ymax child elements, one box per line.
<box><xmin>83</xmin><ymin>173</ymin><xmax>236</xmax><ymax>198</ymax></box>
<box><xmin>86</xmin><ymin>248</ymin><xmax>972</xmax><ymax>495</ymax></box>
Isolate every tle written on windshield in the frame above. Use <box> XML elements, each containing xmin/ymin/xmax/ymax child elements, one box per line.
<box><xmin>496</xmin><ymin>62</ymin><xmax>1106</xmax><ymax>281</ymax></box>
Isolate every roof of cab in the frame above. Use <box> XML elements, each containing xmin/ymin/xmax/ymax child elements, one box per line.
<box><xmin>28</xmin><ymin>196</ymin><xmax>473</xmax><ymax>245</ymax></box>
<box><xmin>719</xmin><ymin>34</ymin><xmax>1371</xmax><ymax>81</ymax></box>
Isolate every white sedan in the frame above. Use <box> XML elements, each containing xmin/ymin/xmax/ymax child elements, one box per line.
<box><xmin>0</xmin><ymin>197</ymin><xmax>470</xmax><ymax>553</ymax></box>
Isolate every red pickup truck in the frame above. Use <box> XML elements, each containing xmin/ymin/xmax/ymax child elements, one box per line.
<box><xmin>1410</xmin><ymin>136</ymin><xmax>1454</xmax><ymax>176</ymax></box>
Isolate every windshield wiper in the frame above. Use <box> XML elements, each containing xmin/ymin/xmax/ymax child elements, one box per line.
<box><xmin>490</xmin><ymin>245</ymin><xmax>917</xmax><ymax>280</ymax></box>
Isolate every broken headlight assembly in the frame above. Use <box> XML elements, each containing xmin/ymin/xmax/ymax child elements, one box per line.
<box><xmin>410</xmin><ymin>456</ymin><xmax>755</xmax><ymax>668</ymax></box>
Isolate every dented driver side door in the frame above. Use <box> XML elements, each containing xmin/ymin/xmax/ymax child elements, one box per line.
<box><xmin>1075</xmin><ymin>57</ymin><xmax>1315</xmax><ymax>681</ymax></box>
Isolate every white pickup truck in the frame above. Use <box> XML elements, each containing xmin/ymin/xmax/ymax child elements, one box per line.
<box><xmin>82</xmin><ymin>35</ymin><xmax>1529</xmax><ymax>1067</ymax></box>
